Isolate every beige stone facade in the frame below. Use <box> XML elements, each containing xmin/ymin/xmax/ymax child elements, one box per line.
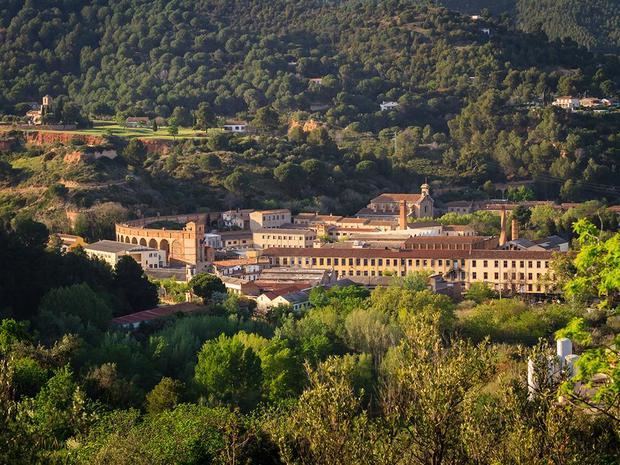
<box><xmin>116</xmin><ymin>214</ymin><xmax>207</xmax><ymax>269</ymax></box>
<box><xmin>253</xmin><ymin>228</ymin><xmax>316</xmax><ymax>249</ymax></box>
<box><xmin>262</xmin><ymin>248</ymin><xmax>558</xmax><ymax>294</ymax></box>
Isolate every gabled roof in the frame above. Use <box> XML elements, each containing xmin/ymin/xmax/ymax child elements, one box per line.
<box><xmin>112</xmin><ymin>303</ymin><xmax>204</xmax><ymax>325</ymax></box>
<box><xmin>85</xmin><ymin>240</ymin><xmax>157</xmax><ymax>254</ymax></box>
<box><xmin>534</xmin><ymin>235</ymin><xmax>568</xmax><ymax>250</ymax></box>
<box><xmin>371</xmin><ymin>193</ymin><xmax>423</xmax><ymax>203</ymax></box>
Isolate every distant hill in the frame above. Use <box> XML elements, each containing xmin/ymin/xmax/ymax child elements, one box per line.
<box><xmin>439</xmin><ymin>0</ymin><xmax>620</xmax><ymax>52</ymax></box>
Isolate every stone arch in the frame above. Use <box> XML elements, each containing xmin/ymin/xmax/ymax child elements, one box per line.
<box><xmin>117</xmin><ymin>235</ymin><xmax>123</xmax><ymax>242</ymax></box>
<box><xmin>131</xmin><ymin>237</ymin><xmax>138</xmax><ymax>244</ymax></box>
<box><xmin>125</xmin><ymin>236</ymin><xmax>131</xmax><ymax>243</ymax></box>
<box><xmin>171</xmin><ymin>240</ymin><xmax>183</xmax><ymax>259</ymax></box>
<box><xmin>160</xmin><ymin>239</ymin><xmax>170</xmax><ymax>257</ymax></box>
<box><xmin>148</xmin><ymin>239</ymin><xmax>158</xmax><ymax>249</ymax></box>
<box><xmin>139</xmin><ymin>238</ymin><xmax>147</xmax><ymax>246</ymax></box>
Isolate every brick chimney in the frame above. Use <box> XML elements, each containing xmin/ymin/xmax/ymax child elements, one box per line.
<box><xmin>399</xmin><ymin>200</ymin><xmax>408</xmax><ymax>230</ymax></box>
<box><xmin>499</xmin><ymin>207</ymin><xmax>507</xmax><ymax>246</ymax></box>
<box><xmin>511</xmin><ymin>218</ymin><xmax>519</xmax><ymax>241</ymax></box>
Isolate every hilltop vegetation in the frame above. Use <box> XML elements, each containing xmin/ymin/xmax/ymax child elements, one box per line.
<box><xmin>439</xmin><ymin>0</ymin><xmax>620</xmax><ymax>52</ymax></box>
<box><xmin>1</xmin><ymin>1</ymin><xmax>619</xmax><ymax>225</ymax></box>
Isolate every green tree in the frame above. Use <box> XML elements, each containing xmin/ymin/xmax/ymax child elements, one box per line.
<box><xmin>273</xmin><ymin>162</ymin><xmax>305</xmax><ymax>193</ymax></box>
<box><xmin>464</xmin><ymin>282</ymin><xmax>498</xmax><ymax>304</ymax></box>
<box><xmin>194</xmin><ymin>102</ymin><xmax>216</xmax><ymax>129</ymax></box>
<box><xmin>114</xmin><ymin>256</ymin><xmax>158</xmax><ymax>312</ymax></box>
<box><xmin>189</xmin><ymin>273</ymin><xmax>226</xmax><ymax>302</ymax></box>
<box><xmin>565</xmin><ymin>219</ymin><xmax>620</xmax><ymax>308</ymax></box>
<box><xmin>123</xmin><ymin>139</ymin><xmax>147</xmax><ymax>166</ymax></box>
<box><xmin>194</xmin><ymin>334</ymin><xmax>262</xmax><ymax>410</ymax></box>
<box><xmin>252</xmin><ymin>106</ymin><xmax>279</xmax><ymax>131</ymax></box>
<box><xmin>145</xmin><ymin>377</ymin><xmax>184</xmax><ymax>414</ymax></box>
<box><xmin>37</xmin><ymin>283</ymin><xmax>113</xmax><ymax>343</ymax></box>
<box><xmin>167</xmin><ymin>124</ymin><xmax>179</xmax><ymax>139</ymax></box>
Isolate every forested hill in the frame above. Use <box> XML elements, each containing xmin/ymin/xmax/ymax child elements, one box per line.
<box><xmin>439</xmin><ymin>0</ymin><xmax>620</xmax><ymax>52</ymax></box>
<box><xmin>0</xmin><ymin>0</ymin><xmax>614</xmax><ymax>118</ymax></box>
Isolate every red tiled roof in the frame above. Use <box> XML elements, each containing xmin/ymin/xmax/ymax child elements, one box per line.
<box><xmin>262</xmin><ymin>247</ymin><xmax>558</xmax><ymax>260</ymax></box>
<box><xmin>371</xmin><ymin>193</ymin><xmax>422</xmax><ymax>203</ymax></box>
<box><xmin>404</xmin><ymin>235</ymin><xmax>492</xmax><ymax>244</ymax></box>
<box><xmin>111</xmin><ymin>303</ymin><xmax>204</xmax><ymax>325</ymax></box>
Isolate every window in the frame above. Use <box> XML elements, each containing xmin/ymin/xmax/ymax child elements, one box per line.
<box><xmin>494</xmin><ymin>260</ymin><xmax>499</xmax><ymax>267</ymax></box>
<box><xmin>494</xmin><ymin>272</ymin><xmax>499</xmax><ymax>279</ymax></box>
<box><xmin>483</xmin><ymin>260</ymin><xmax>488</xmax><ymax>267</ymax></box>
<box><xmin>528</xmin><ymin>273</ymin><xmax>532</xmax><ymax>280</ymax></box>
<box><xmin>512</xmin><ymin>261</ymin><xmax>516</xmax><ymax>268</ymax></box>
<box><xmin>363</xmin><ymin>259</ymin><xmax>368</xmax><ymax>266</ymax></box>
<box><xmin>503</xmin><ymin>260</ymin><xmax>508</xmax><ymax>267</ymax></box>
<box><xmin>483</xmin><ymin>272</ymin><xmax>488</xmax><ymax>280</ymax></box>
<box><xmin>371</xmin><ymin>259</ymin><xmax>375</xmax><ymax>266</ymax></box>
<box><xmin>519</xmin><ymin>261</ymin><xmax>524</xmax><ymax>268</ymax></box>
<box><xmin>423</xmin><ymin>260</ymin><xmax>427</xmax><ymax>266</ymax></box>
<box><xmin>378</xmin><ymin>259</ymin><xmax>383</xmax><ymax>266</ymax></box>
<box><xmin>528</xmin><ymin>261</ymin><xmax>532</xmax><ymax>268</ymax></box>
<box><xmin>472</xmin><ymin>260</ymin><xmax>477</xmax><ymax>267</ymax></box>
<box><xmin>438</xmin><ymin>259</ymin><xmax>443</xmax><ymax>266</ymax></box>
<box><xmin>472</xmin><ymin>272</ymin><xmax>477</xmax><ymax>279</ymax></box>
<box><xmin>503</xmin><ymin>273</ymin><xmax>508</xmax><ymax>280</ymax></box>
<box><xmin>319</xmin><ymin>258</ymin><xmax>324</xmax><ymax>266</ymax></box>
<box><xmin>312</xmin><ymin>258</ymin><xmax>316</xmax><ymax>265</ymax></box>
<box><xmin>334</xmin><ymin>258</ymin><xmax>339</xmax><ymax>266</ymax></box>
<box><xmin>416</xmin><ymin>259</ymin><xmax>420</xmax><ymax>266</ymax></box>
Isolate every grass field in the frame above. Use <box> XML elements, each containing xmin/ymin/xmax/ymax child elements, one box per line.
<box><xmin>2</xmin><ymin>121</ymin><xmax>220</xmax><ymax>140</ymax></box>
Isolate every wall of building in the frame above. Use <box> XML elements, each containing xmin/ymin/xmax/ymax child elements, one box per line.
<box><xmin>263</xmin><ymin>249</ymin><xmax>556</xmax><ymax>294</ymax></box>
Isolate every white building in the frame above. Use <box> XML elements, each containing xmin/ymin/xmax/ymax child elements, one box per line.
<box><xmin>203</xmin><ymin>233</ymin><xmax>223</xmax><ymax>250</ymax></box>
<box><xmin>252</xmin><ymin>228</ymin><xmax>317</xmax><ymax>249</ymax></box>
<box><xmin>552</xmin><ymin>96</ymin><xmax>580</xmax><ymax>111</ymax></box>
<box><xmin>249</xmin><ymin>209</ymin><xmax>292</xmax><ymax>231</ymax></box>
<box><xmin>222</xmin><ymin>209</ymin><xmax>254</xmax><ymax>229</ymax></box>
<box><xmin>380</xmin><ymin>101</ymin><xmax>400</xmax><ymax>111</ymax></box>
<box><xmin>256</xmin><ymin>289</ymin><xmax>310</xmax><ymax>313</ymax></box>
<box><xmin>84</xmin><ymin>240</ymin><xmax>166</xmax><ymax>269</ymax></box>
<box><xmin>222</xmin><ymin>121</ymin><xmax>248</xmax><ymax>133</ymax></box>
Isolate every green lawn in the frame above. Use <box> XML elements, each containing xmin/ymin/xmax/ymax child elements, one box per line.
<box><xmin>29</xmin><ymin>121</ymin><xmax>219</xmax><ymax>140</ymax></box>
<box><xmin>11</xmin><ymin>155</ymin><xmax>44</xmax><ymax>171</ymax></box>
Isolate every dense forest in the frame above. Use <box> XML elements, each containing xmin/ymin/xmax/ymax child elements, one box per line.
<box><xmin>1</xmin><ymin>1</ymin><xmax>620</xmax><ymax>226</ymax></box>
<box><xmin>0</xmin><ymin>217</ymin><xmax>619</xmax><ymax>464</ymax></box>
<box><xmin>439</xmin><ymin>0</ymin><xmax>620</xmax><ymax>52</ymax></box>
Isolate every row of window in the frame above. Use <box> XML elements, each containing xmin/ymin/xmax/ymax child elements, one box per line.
<box><xmin>472</xmin><ymin>271</ymin><xmax>553</xmax><ymax>281</ymax></box>
<box><xmin>471</xmin><ymin>259</ymin><xmax>549</xmax><ymax>269</ymax></box>
<box><xmin>277</xmin><ymin>256</ymin><xmax>550</xmax><ymax>270</ymax></box>
<box><xmin>280</xmin><ymin>257</ymin><xmax>465</xmax><ymax>267</ymax></box>
<box><xmin>260</xmin><ymin>235</ymin><xmax>315</xmax><ymax>241</ymax></box>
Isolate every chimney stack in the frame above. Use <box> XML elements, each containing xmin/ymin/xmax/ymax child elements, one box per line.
<box><xmin>511</xmin><ymin>218</ymin><xmax>519</xmax><ymax>241</ymax></box>
<box><xmin>499</xmin><ymin>208</ymin><xmax>507</xmax><ymax>246</ymax></box>
<box><xmin>399</xmin><ymin>200</ymin><xmax>408</xmax><ymax>230</ymax></box>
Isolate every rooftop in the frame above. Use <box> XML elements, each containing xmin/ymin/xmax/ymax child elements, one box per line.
<box><xmin>112</xmin><ymin>303</ymin><xmax>204</xmax><ymax>326</ymax></box>
<box><xmin>85</xmin><ymin>240</ymin><xmax>157</xmax><ymax>254</ymax></box>
<box><xmin>262</xmin><ymin>247</ymin><xmax>558</xmax><ymax>260</ymax></box>
<box><xmin>254</xmin><ymin>227</ymin><xmax>315</xmax><ymax>235</ymax></box>
<box><xmin>371</xmin><ymin>193</ymin><xmax>423</xmax><ymax>203</ymax></box>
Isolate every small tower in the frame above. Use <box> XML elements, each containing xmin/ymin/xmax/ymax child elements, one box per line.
<box><xmin>41</xmin><ymin>95</ymin><xmax>53</xmax><ymax>115</ymax></box>
<box><xmin>399</xmin><ymin>200</ymin><xmax>408</xmax><ymax>230</ymax></box>
<box><xmin>511</xmin><ymin>218</ymin><xmax>519</xmax><ymax>241</ymax></box>
<box><xmin>499</xmin><ymin>207</ymin><xmax>507</xmax><ymax>246</ymax></box>
<box><xmin>421</xmin><ymin>182</ymin><xmax>430</xmax><ymax>197</ymax></box>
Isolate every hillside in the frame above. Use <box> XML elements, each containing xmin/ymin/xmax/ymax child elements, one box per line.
<box><xmin>1</xmin><ymin>1</ymin><xmax>620</xmax><ymax>228</ymax></box>
<box><xmin>439</xmin><ymin>0</ymin><xmax>620</xmax><ymax>52</ymax></box>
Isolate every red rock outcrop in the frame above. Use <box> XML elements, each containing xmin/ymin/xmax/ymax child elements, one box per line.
<box><xmin>24</xmin><ymin>131</ymin><xmax>105</xmax><ymax>146</ymax></box>
<box><xmin>139</xmin><ymin>138</ymin><xmax>173</xmax><ymax>155</ymax></box>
